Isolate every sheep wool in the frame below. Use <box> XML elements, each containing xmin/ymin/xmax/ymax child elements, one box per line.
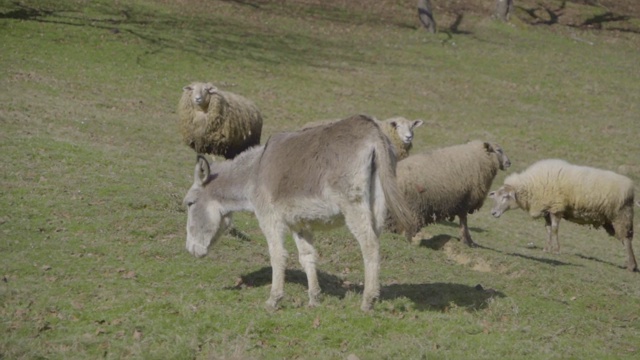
<box><xmin>504</xmin><ymin>159</ymin><xmax>634</xmax><ymax>223</ymax></box>
<box><xmin>490</xmin><ymin>158</ymin><xmax>637</xmax><ymax>272</ymax></box>
<box><xmin>389</xmin><ymin>140</ymin><xmax>510</xmax><ymax>246</ymax></box>
<box><xmin>178</xmin><ymin>82</ymin><xmax>263</xmax><ymax>159</ymax></box>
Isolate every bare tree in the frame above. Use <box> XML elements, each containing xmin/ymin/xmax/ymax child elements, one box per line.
<box><xmin>417</xmin><ymin>0</ymin><xmax>436</xmax><ymax>33</ymax></box>
<box><xmin>495</xmin><ymin>0</ymin><xmax>514</xmax><ymax>22</ymax></box>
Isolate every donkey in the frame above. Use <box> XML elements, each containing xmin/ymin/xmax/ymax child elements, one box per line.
<box><xmin>183</xmin><ymin>114</ymin><xmax>417</xmax><ymax>311</ymax></box>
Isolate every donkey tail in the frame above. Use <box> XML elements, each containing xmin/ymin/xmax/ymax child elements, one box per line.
<box><xmin>373</xmin><ymin>124</ymin><xmax>417</xmax><ymax>239</ymax></box>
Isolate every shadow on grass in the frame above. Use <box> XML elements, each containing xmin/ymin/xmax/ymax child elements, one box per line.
<box><xmin>227</xmin><ymin>266</ymin><xmax>504</xmax><ymax>311</ymax></box>
<box><xmin>0</xmin><ymin>1</ymin><xmax>376</xmax><ymax>67</ymax></box>
<box><xmin>415</xmin><ymin>228</ymin><xmax>492</xmax><ymax>250</ymax></box>
<box><xmin>417</xmin><ymin>234</ymin><xmax>454</xmax><ymax>250</ymax></box>
<box><xmin>381</xmin><ymin>282</ymin><xmax>504</xmax><ymax>311</ymax></box>
<box><xmin>574</xmin><ymin>253</ymin><xmax>626</xmax><ymax>271</ymax></box>
<box><xmin>508</xmin><ymin>252</ymin><xmax>579</xmax><ymax>267</ymax></box>
<box><xmin>517</xmin><ymin>2</ymin><xmax>639</xmax><ymax>34</ymax></box>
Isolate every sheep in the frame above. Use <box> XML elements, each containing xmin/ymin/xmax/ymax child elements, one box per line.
<box><xmin>178</xmin><ymin>82</ymin><xmax>263</xmax><ymax>159</ymax></box>
<box><xmin>489</xmin><ymin>159</ymin><xmax>638</xmax><ymax>272</ymax></box>
<box><xmin>302</xmin><ymin>116</ymin><xmax>424</xmax><ymax>161</ymax></box>
<box><xmin>378</xmin><ymin>117</ymin><xmax>424</xmax><ymax>161</ymax></box>
<box><xmin>387</xmin><ymin>140</ymin><xmax>511</xmax><ymax>247</ymax></box>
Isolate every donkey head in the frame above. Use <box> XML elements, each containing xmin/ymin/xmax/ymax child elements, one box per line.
<box><xmin>183</xmin><ymin>155</ymin><xmax>230</xmax><ymax>257</ymax></box>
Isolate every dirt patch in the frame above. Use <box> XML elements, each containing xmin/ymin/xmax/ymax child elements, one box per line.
<box><xmin>442</xmin><ymin>241</ymin><xmax>495</xmax><ymax>272</ymax></box>
<box><xmin>414</xmin><ymin>231</ymin><xmax>505</xmax><ymax>273</ymax></box>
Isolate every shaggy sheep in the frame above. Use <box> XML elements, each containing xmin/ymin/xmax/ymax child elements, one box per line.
<box><xmin>387</xmin><ymin>140</ymin><xmax>511</xmax><ymax>247</ymax></box>
<box><xmin>378</xmin><ymin>117</ymin><xmax>424</xmax><ymax>161</ymax></box>
<box><xmin>302</xmin><ymin>116</ymin><xmax>423</xmax><ymax>161</ymax></box>
<box><xmin>489</xmin><ymin>159</ymin><xmax>638</xmax><ymax>272</ymax></box>
<box><xmin>178</xmin><ymin>82</ymin><xmax>263</xmax><ymax>159</ymax></box>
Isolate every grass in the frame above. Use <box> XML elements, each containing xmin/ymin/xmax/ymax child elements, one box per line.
<box><xmin>1</xmin><ymin>0</ymin><xmax>640</xmax><ymax>358</ymax></box>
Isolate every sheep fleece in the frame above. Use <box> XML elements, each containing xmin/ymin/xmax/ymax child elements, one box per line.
<box><xmin>392</xmin><ymin>140</ymin><xmax>503</xmax><ymax>230</ymax></box>
<box><xmin>504</xmin><ymin>159</ymin><xmax>634</xmax><ymax>226</ymax></box>
<box><xmin>178</xmin><ymin>89</ymin><xmax>262</xmax><ymax>158</ymax></box>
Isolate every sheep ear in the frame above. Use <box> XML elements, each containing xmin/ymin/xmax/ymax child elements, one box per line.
<box><xmin>183</xmin><ymin>85</ymin><xmax>193</xmax><ymax>91</ymax></box>
<box><xmin>195</xmin><ymin>154</ymin><xmax>211</xmax><ymax>186</ymax></box>
<box><xmin>206</xmin><ymin>85</ymin><xmax>218</xmax><ymax>95</ymax></box>
<box><xmin>412</xmin><ymin>120</ymin><xmax>424</xmax><ymax>129</ymax></box>
<box><xmin>390</xmin><ymin>120</ymin><xmax>398</xmax><ymax>128</ymax></box>
<box><xmin>489</xmin><ymin>191</ymin><xmax>496</xmax><ymax>198</ymax></box>
<box><xmin>484</xmin><ymin>142</ymin><xmax>494</xmax><ymax>153</ymax></box>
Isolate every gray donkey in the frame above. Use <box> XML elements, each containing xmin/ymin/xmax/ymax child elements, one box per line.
<box><xmin>183</xmin><ymin>114</ymin><xmax>417</xmax><ymax>311</ymax></box>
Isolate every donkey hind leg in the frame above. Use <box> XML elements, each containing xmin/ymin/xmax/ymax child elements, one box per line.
<box><xmin>293</xmin><ymin>230</ymin><xmax>321</xmax><ymax>306</ymax></box>
<box><xmin>260</xmin><ymin>219</ymin><xmax>289</xmax><ymax>311</ymax></box>
<box><xmin>343</xmin><ymin>203</ymin><xmax>380</xmax><ymax>311</ymax></box>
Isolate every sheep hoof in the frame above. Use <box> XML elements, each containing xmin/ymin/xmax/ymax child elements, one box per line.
<box><xmin>462</xmin><ymin>238</ymin><xmax>478</xmax><ymax>248</ymax></box>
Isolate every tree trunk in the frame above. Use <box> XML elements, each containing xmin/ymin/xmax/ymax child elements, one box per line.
<box><xmin>417</xmin><ymin>0</ymin><xmax>436</xmax><ymax>33</ymax></box>
<box><xmin>495</xmin><ymin>0</ymin><xmax>514</xmax><ymax>22</ymax></box>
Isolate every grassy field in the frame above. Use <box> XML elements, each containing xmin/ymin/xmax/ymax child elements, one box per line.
<box><xmin>1</xmin><ymin>0</ymin><xmax>639</xmax><ymax>358</ymax></box>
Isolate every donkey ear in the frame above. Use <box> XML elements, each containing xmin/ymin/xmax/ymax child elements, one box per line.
<box><xmin>195</xmin><ymin>154</ymin><xmax>211</xmax><ymax>185</ymax></box>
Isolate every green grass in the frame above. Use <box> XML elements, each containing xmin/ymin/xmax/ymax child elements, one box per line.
<box><xmin>1</xmin><ymin>0</ymin><xmax>640</xmax><ymax>358</ymax></box>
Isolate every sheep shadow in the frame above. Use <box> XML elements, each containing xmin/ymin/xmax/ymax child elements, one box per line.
<box><xmin>507</xmin><ymin>252</ymin><xmax>579</xmax><ymax>267</ymax></box>
<box><xmin>226</xmin><ymin>267</ymin><xmax>504</xmax><ymax>311</ymax></box>
<box><xmin>574</xmin><ymin>253</ymin><xmax>627</xmax><ymax>271</ymax></box>
<box><xmin>417</xmin><ymin>234</ymin><xmax>454</xmax><ymax>250</ymax></box>
<box><xmin>415</xmin><ymin>226</ymin><xmax>490</xmax><ymax>251</ymax></box>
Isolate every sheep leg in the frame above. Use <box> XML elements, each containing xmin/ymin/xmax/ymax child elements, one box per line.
<box><xmin>613</xmin><ymin>219</ymin><xmax>638</xmax><ymax>272</ymax></box>
<box><xmin>260</xmin><ymin>218</ymin><xmax>288</xmax><ymax>311</ymax></box>
<box><xmin>544</xmin><ymin>213</ymin><xmax>561</xmax><ymax>253</ymax></box>
<box><xmin>624</xmin><ymin>237</ymin><xmax>638</xmax><ymax>272</ymax></box>
<box><xmin>343</xmin><ymin>203</ymin><xmax>380</xmax><ymax>311</ymax></box>
<box><xmin>293</xmin><ymin>230</ymin><xmax>322</xmax><ymax>306</ymax></box>
<box><xmin>458</xmin><ymin>213</ymin><xmax>477</xmax><ymax>247</ymax></box>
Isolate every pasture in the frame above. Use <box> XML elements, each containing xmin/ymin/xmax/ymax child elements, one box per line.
<box><xmin>1</xmin><ymin>0</ymin><xmax>639</xmax><ymax>358</ymax></box>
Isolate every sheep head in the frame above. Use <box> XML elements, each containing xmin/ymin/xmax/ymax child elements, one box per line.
<box><xmin>183</xmin><ymin>82</ymin><xmax>219</xmax><ymax>111</ymax></box>
<box><xmin>484</xmin><ymin>142</ymin><xmax>511</xmax><ymax>170</ymax></box>
<box><xmin>387</xmin><ymin>117</ymin><xmax>424</xmax><ymax>145</ymax></box>
<box><xmin>488</xmin><ymin>185</ymin><xmax>519</xmax><ymax>217</ymax></box>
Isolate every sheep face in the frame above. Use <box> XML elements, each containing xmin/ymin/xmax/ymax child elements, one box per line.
<box><xmin>489</xmin><ymin>185</ymin><xmax>519</xmax><ymax>217</ymax></box>
<box><xmin>389</xmin><ymin>117</ymin><xmax>424</xmax><ymax>144</ymax></box>
<box><xmin>184</xmin><ymin>155</ymin><xmax>230</xmax><ymax>257</ymax></box>
<box><xmin>183</xmin><ymin>82</ymin><xmax>218</xmax><ymax>109</ymax></box>
<box><xmin>487</xmin><ymin>143</ymin><xmax>511</xmax><ymax>170</ymax></box>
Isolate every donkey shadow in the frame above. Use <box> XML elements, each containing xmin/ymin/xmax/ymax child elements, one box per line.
<box><xmin>226</xmin><ymin>267</ymin><xmax>504</xmax><ymax>311</ymax></box>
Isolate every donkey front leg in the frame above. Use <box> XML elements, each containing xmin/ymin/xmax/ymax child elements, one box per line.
<box><xmin>293</xmin><ymin>230</ymin><xmax>321</xmax><ymax>306</ymax></box>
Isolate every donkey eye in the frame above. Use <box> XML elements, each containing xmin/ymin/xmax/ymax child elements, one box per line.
<box><xmin>184</xmin><ymin>199</ymin><xmax>196</xmax><ymax>207</ymax></box>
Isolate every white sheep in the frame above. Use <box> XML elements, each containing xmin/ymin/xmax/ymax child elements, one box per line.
<box><xmin>378</xmin><ymin>117</ymin><xmax>424</xmax><ymax>161</ymax></box>
<box><xmin>387</xmin><ymin>140</ymin><xmax>511</xmax><ymax>247</ymax></box>
<box><xmin>178</xmin><ymin>82</ymin><xmax>263</xmax><ymax>159</ymax></box>
<box><xmin>489</xmin><ymin>159</ymin><xmax>638</xmax><ymax>272</ymax></box>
